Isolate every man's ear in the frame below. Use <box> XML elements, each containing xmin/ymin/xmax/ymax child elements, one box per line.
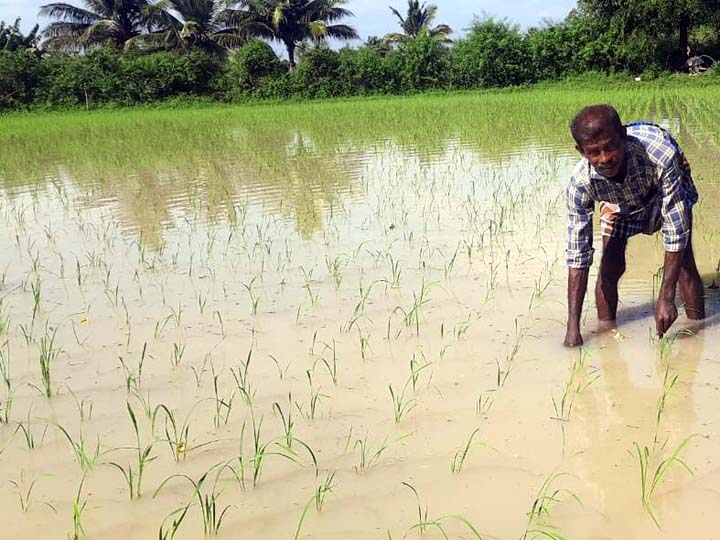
<box><xmin>620</xmin><ymin>125</ymin><xmax>627</xmax><ymax>139</ymax></box>
<box><xmin>575</xmin><ymin>143</ymin><xmax>585</xmax><ymax>157</ymax></box>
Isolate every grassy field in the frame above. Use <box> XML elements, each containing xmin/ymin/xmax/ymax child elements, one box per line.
<box><xmin>0</xmin><ymin>82</ymin><xmax>719</xmax><ymax>539</ymax></box>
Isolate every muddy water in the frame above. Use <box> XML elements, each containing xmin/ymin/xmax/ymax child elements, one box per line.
<box><xmin>1</xmin><ymin>96</ymin><xmax>720</xmax><ymax>540</ymax></box>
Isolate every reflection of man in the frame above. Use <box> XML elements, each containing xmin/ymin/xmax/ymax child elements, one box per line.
<box><xmin>564</xmin><ymin>105</ymin><xmax>705</xmax><ymax>347</ymax></box>
<box><xmin>568</xmin><ymin>332</ymin><xmax>702</xmax><ymax>535</ymax></box>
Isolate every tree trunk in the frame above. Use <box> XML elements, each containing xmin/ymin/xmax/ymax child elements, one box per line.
<box><xmin>679</xmin><ymin>13</ymin><xmax>689</xmax><ymax>60</ymax></box>
<box><xmin>286</xmin><ymin>42</ymin><xmax>296</xmax><ymax>71</ymax></box>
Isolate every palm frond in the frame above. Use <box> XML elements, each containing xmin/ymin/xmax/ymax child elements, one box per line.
<box><xmin>323</xmin><ymin>23</ymin><xmax>358</xmax><ymax>40</ymax></box>
<box><xmin>82</xmin><ymin>19</ymin><xmax>122</xmax><ymax>43</ymax></box>
<box><xmin>211</xmin><ymin>31</ymin><xmax>246</xmax><ymax>49</ymax></box>
<box><xmin>383</xmin><ymin>31</ymin><xmax>410</xmax><ymax>44</ymax></box>
<box><xmin>38</xmin><ymin>3</ymin><xmax>100</xmax><ymax>24</ymax></box>
<box><xmin>389</xmin><ymin>6</ymin><xmax>405</xmax><ymax>26</ymax></box>
<box><xmin>41</xmin><ymin>21</ymin><xmax>89</xmax><ymax>39</ymax></box>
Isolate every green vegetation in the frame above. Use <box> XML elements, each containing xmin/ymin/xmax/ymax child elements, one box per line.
<box><xmin>2</xmin><ymin>0</ymin><xmax>720</xmax><ymax>111</ymax></box>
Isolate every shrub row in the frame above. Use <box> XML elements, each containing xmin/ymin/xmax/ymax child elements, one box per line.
<box><xmin>0</xmin><ymin>18</ymin><xmax>706</xmax><ymax>111</ymax></box>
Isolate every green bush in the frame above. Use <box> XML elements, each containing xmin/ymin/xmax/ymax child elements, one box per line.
<box><xmin>450</xmin><ymin>17</ymin><xmax>530</xmax><ymax>89</ymax></box>
<box><xmin>0</xmin><ymin>49</ymin><xmax>46</xmax><ymax>110</ymax></box>
<box><xmin>223</xmin><ymin>40</ymin><xmax>287</xmax><ymax>99</ymax></box>
<box><xmin>40</xmin><ymin>47</ymin><xmax>125</xmax><ymax>108</ymax></box>
<box><xmin>391</xmin><ymin>32</ymin><xmax>449</xmax><ymax>92</ymax></box>
<box><xmin>38</xmin><ymin>47</ymin><xmax>224</xmax><ymax>108</ymax></box>
<box><xmin>291</xmin><ymin>48</ymin><xmax>342</xmax><ymax>98</ymax></box>
<box><xmin>337</xmin><ymin>46</ymin><xmax>396</xmax><ymax>96</ymax></box>
<box><xmin>526</xmin><ymin>22</ymin><xmax>580</xmax><ymax>81</ymax></box>
<box><xmin>121</xmin><ymin>50</ymin><xmax>223</xmax><ymax>103</ymax></box>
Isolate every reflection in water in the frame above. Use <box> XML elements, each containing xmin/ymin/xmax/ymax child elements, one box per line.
<box><xmin>570</xmin><ymin>330</ymin><xmax>702</xmax><ymax>535</ymax></box>
<box><xmin>1</xmin><ymin>92</ymin><xmax>720</xmax><ymax>247</ymax></box>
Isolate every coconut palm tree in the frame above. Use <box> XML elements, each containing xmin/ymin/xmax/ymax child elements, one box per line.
<box><xmin>384</xmin><ymin>0</ymin><xmax>452</xmax><ymax>43</ymax></box>
<box><xmin>39</xmin><ymin>0</ymin><xmax>153</xmax><ymax>51</ymax></box>
<box><xmin>131</xmin><ymin>0</ymin><xmax>247</xmax><ymax>53</ymax></box>
<box><xmin>0</xmin><ymin>19</ymin><xmax>41</xmax><ymax>51</ymax></box>
<box><xmin>226</xmin><ymin>0</ymin><xmax>359</xmax><ymax>69</ymax></box>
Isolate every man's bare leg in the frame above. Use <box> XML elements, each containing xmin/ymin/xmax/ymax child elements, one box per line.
<box><xmin>595</xmin><ymin>236</ymin><xmax>627</xmax><ymax>320</ymax></box>
<box><xmin>679</xmin><ymin>238</ymin><xmax>705</xmax><ymax>320</ymax></box>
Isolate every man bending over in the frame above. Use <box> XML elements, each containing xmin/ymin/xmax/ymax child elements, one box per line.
<box><xmin>564</xmin><ymin>105</ymin><xmax>705</xmax><ymax>347</ymax></box>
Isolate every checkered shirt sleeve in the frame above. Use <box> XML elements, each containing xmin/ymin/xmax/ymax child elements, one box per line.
<box><xmin>566</xmin><ymin>175</ymin><xmax>594</xmax><ymax>269</ymax></box>
<box><xmin>660</xmin><ymin>151</ymin><xmax>692</xmax><ymax>252</ymax></box>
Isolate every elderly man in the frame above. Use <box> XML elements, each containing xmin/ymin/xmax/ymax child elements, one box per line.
<box><xmin>564</xmin><ymin>105</ymin><xmax>705</xmax><ymax>347</ymax></box>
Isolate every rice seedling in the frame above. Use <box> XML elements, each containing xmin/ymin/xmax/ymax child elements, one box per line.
<box><xmin>19</xmin><ymin>323</ymin><xmax>33</xmax><ymax>345</ymax></box>
<box><xmin>30</xmin><ymin>276</ymin><xmax>41</xmax><ymax>323</ymax></box>
<box><xmin>653</xmin><ymin>363</ymin><xmax>679</xmax><ymax>448</ymax></box>
<box><xmin>152</xmin><ymin>399</ymin><xmax>218</xmax><ymax>462</ymax></box>
<box><xmin>108</xmin><ymin>402</ymin><xmax>156</xmax><ymax>499</ymax></box>
<box><xmin>158</xmin><ymin>506</ymin><xmax>190</xmax><ymax>540</ymax></box>
<box><xmin>197</xmin><ymin>292</ymin><xmax>208</xmax><ymax>315</ymax></box>
<box><xmin>15</xmin><ymin>406</ymin><xmax>49</xmax><ymax>449</ymax></box>
<box><xmin>190</xmin><ymin>352</ymin><xmax>211</xmax><ymax>388</ymax></box>
<box><xmin>344</xmin><ymin>279</ymin><xmax>381</xmax><ymax>333</ymax></box>
<box><xmin>521</xmin><ymin>473</ymin><xmax>580</xmax><ymax>540</ymax></box>
<box><xmin>325</xmin><ymin>255</ymin><xmax>346</xmax><ymax>290</ymax></box>
<box><xmin>119</xmin><ymin>342</ymin><xmax>148</xmax><ymax>393</ymax></box>
<box><xmin>0</xmin><ymin>302</ymin><xmax>9</xmax><ymax>336</ymax></box>
<box><xmin>170</xmin><ymin>303</ymin><xmax>183</xmax><ymax>328</ymax></box>
<box><xmin>153</xmin><ymin>315</ymin><xmax>173</xmax><ymax>340</ymax></box>
<box><xmin>154</xmin><ymin>466</ymin><xmax>236</xmax><ymax>536</ymax></box>
<box><xmin>450</xmin><ymin>428</ymin><xmax>493</xmax><ymax>474</ymax></box>
<box><xmin>495</xmin><ymin>319</ymin><xmax>529</xmax><ymax>389</ymax></box>
<box><xmin>316</xmin><ymin>339</ymin><xmax>339</xmax><ymax>385</ymax></box>
<box><xmin>269</xmin><ymin>354</ymin><xmax>291</xmax><ymax>380</ymax></box>
<box><xmin>389</xmin><ymin>379</ymin><xmax>417</xmax><ymax>424</ymax></box>
<box><xmin>399</xmin><ymin>277</ymin><xmax>433</xmax><ymax>337</ymax></box>
<box><xmin>633</xmin><ymin>435</ymin><xmax>698</xmax><ymax>527</ymax></box>
<box><xmin>213</xmin><ymin>310</ymin><xmax>226</xmax><ymax>337</ymax></box>
<box><xmin>230</xmin><ymin>348</ymin><xmax>255</xmax><ymax>406</ymax></box>
<box><xmin>8</xmin><ymin>470</ymin><xmax>57</xmax><ymax>513</ymax></box>
<box><xmin>211</xmin><ymin>364</ymin><xmax>236</xmax><ymax>428</ymax></box>
<box><xmin>357</xmin><ymin>328</ymin><xmax>372</xmax><ymax>360</ymax></box>
<box><xmin>243</xmin><ymin>277</ymin><xmax>260</xmax><ymax>315</ymax></box>
<box><xmin>353</xmin><ymin>434</ymin><xmax>402</xmax><ymax>471</ymax></box>
<box><xmin>294</xmin><ymin>471</ymin><xmax>337</xmax><ymax>540</ymax></box>
<box><xmin>68</xmin><ymin>474</ymin><xmax>88</xmax><ymax>540</ymax></box>
<box><xmin>0</xmin><ymin>340</ymin><xmax>12</xmax><ymax>424</ymax></box>
<box><xmin>387</xmin><ymin>254</ymin><xmax>402</xmax><ymax>288</ymax></box>
<box><xmin>302</xmin><ymin>370</ymin><xmax>328</xmax><ymax>421</ymax></box>
<box><xmin>37</xmin><ymin>326</ymin><xmax>61</xmax><ymax>398</ymax></box>
<box><xmin>273</xmin><ymin>394</ymin><xmax>296</xmax><ymax>449</ymax></box>
<box><xmin>400</xmin><ymin>482</ymin><xmax>483</xmax><ymax>539</ymax></box>
<box><xmin>169</xmin><ymin>339</ymin><xmax>186</xmax><ymax>368</ymax></box>
<box><xmin>248</xmin><ymin>411</ymin><xmax>318</xmax><ymax>487</ymax></box>
<box><xmin>54</xmin><ymin>422</ymin><xmax>107</xmax><ymax>471</ymax></box>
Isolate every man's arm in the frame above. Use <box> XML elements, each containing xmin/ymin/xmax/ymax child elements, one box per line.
<box><xmin>655</xmin><ymin>144</ymin><xmax>694</xmax><ymax>336</ymax></box>
<box><xmin>565</xmin><ymin>268</ymin><xmax>589</xmax><ymax>346</ymax></box>
<box><xmin>655</xmin><ymin>250</ymin><xmax>683</xmax><ymax>336</ymax></box>
<box><xmin>565</xmin><ymin>178</ymin><xmax>594</xmax><ymax>347</ymax></box>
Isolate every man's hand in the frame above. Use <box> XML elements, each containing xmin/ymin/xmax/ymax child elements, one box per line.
<box><xmin>564</xmin><ymin>326</ymin><xmax>583</xmax><ymax>347</ymax></box>
<box><xmin>656</xmin><ymin>250</ymin><xmax>684</xmax><ymax>337</ymax></box>
<box><xmin>566</xmin><ymin>268</ymin><xmax>589</xmax><ymax>347</ymax></box>
<box><xmin>655</xmin><ymin>297</ymin><xmax>678</xmax><ymax>337</ymax></box>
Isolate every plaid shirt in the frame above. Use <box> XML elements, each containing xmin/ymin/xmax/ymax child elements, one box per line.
<box><xmin>566</xmin><ymin>123</ymin><xmax>698</xmax><ymax>269</ymax></box>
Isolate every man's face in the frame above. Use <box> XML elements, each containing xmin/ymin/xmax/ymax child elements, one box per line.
<box><xmin>577</xmin><ymin>126</ymin><xmax>627</xmax><ymax>179</ymax></box>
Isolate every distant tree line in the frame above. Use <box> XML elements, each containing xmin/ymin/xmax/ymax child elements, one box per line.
<box><xmin>2</xmin><ymin>0</ymin><xmax>720</xmax><ymax>111</ymax></box>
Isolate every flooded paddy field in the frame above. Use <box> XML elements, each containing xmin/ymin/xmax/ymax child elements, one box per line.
<box><xmin>1</xmin><ymin>85</ymin><xmax>720</xmax><ymax>539</ymax></box>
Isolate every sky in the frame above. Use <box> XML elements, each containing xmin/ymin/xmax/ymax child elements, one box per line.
<box><xmin>2</xmin><ymin>0</ymin><xmax>578</xmax><ymax>36</ymax></box>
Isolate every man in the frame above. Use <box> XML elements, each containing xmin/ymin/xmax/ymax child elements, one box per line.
<box><xmin>564</xmin><ymin>105</ymin><xmax>705</xmax><ymax>347</ymax></box>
